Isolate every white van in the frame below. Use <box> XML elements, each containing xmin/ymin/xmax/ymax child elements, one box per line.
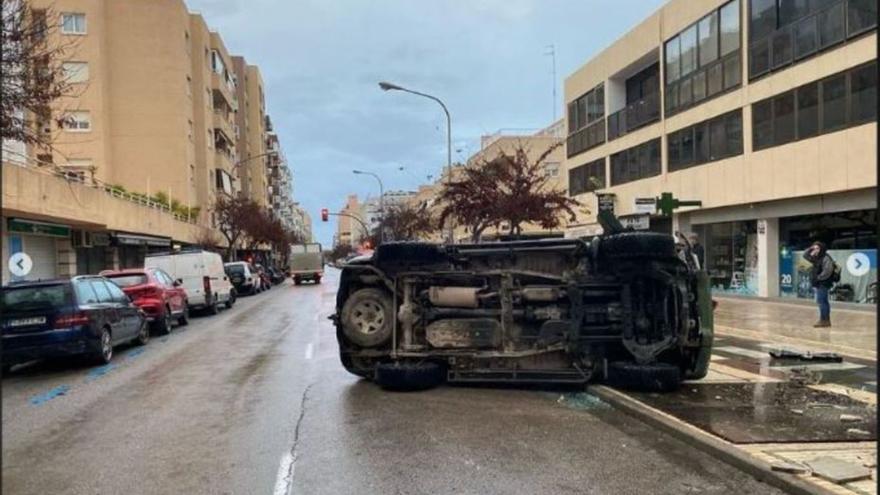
<box><xmin>144</xmin><ymin>249</ymin><xmax>235</xmax><ymax>314</ymax></box>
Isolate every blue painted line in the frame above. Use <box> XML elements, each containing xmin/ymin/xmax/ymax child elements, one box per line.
<box><xmin>125</xmin><ymin>348</ymin><xmax>146</xmax><ymax>359</ymax></box>
<box><xmin>30</xmin><ymin>385</ymin><xmax>70</xmax><ymax>405</ymax></box>
<box><xmin>84</xmin><ymin>363</ymin><xmax>116</xmax><ymax>382</ymax></box>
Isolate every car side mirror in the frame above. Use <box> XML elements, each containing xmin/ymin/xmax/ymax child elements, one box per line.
<box><xmin>174</xmin><ymin>279</ymin><xmax>182</xmax><ymax>287</ymax></box>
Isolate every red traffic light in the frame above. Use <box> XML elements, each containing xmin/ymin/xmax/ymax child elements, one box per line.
<box><xmin>321</xmin><ymin>208</ymin><xmax>329</xmax><ymax>222</ymax></box>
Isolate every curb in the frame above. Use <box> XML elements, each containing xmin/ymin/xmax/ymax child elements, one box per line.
<box><xmin>587</xmin><ymin>385</ymin><xmax>833</xmax><ymax>495</ymax></box>
<box><xmin>715</xmin><ymin>325</ymin><xmax>877</xmax><ymax>362</ymax></box>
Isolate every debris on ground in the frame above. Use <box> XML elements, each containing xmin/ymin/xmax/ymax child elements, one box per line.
<box><xmin>846</xmin><ymin>428</ymin><xmax>871</xmax><ymax>436</ymax></box>
<box><xmin>769</xmin><ymin>348</ymin><xmax>843</xmax><ymax>362</ymax></box>
<box><xmin>770</xmin><ymin>461</ymin><xmax>811</xmax><ymax>474</ymax></box>
<box><xmin>789</xmin><ymin>367</ymin><xmax>823</xmax><ymax>386</ymax></box>
<box><xmin>790</xmin><ymin>409</ymin><xmax>805</xmax><ymax>415</ymax></box>
<box><xmin>839</xmin><ymin>414</ymin><xmax>863</xmax><ymax>423</ymax></box>
<box><xmin>806</xmin><ymin>456</ymin><xmax>873</xmax><ymax>484</ymax></box>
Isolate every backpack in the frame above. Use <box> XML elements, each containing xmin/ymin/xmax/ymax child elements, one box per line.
<box><xmin>830</xmin><ymin>258</ymin><xmax>842</xmax><ymax>283</ymax></box>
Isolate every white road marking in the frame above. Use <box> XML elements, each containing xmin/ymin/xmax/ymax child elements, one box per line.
<box><xmin>773</xmin><ymin>362</ymin><xmax>866</xmax><ymax>372</ymax></box>
<box><xmin>304</xmin><ymin>343</ymin><xmax>314</xmax><ymax>360</ymax></box>
<box><xmin>273</xmin><ymin>452</ymin><xmax>294</xmax><ymax>495</ymax></box>
<box><xmin>714</xmin><ymin>346</ymin><xmax>771</xmax><ymax>360</ymax></box>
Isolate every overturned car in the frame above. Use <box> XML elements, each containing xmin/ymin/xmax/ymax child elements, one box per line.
<box><xmin>332</xmin><ymin>219</ymin><xmax>713</xmax><ymax>392</ymax></box>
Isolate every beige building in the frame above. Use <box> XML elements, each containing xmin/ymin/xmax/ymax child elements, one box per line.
<box><xmin>563</xmin><ymin>0</ymin><xmax>876</xmax><ymax>303</ymax></box>
<box><xmin>232</xmin><ymin>57</ymin><xmax>269</xmax><ymax>207</ymax></box>
<box><xmin>336</xmin><ymin>194</ymin><xmax>367</xmax><ymax>248</ymax></box>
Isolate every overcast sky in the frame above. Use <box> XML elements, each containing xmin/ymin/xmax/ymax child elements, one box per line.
<box><xmin>186</xmin><ymin>0</ymin><xmax>666</xmax><ymax>246</ymax></box>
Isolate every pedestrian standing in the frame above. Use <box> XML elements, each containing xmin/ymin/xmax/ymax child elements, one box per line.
<box><xmin>688</xmin><ymin>233</ymin><xmax>705</xmax><ymax>270</ymax></box>
<box><xmin>803</xmin><ymin>241</ymin><xmax>836</xmax><ymax>327</ymax></box>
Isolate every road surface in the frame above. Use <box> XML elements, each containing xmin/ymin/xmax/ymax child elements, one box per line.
<box><xmin>2</xmin><ymin>269</ymin><xmax>784</xmax><ymax>495</ymax></box>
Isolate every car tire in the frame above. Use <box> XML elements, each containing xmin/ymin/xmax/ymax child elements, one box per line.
<box><xmin>178</xmin><ymin>304</ymin><xmax>190</xmax><ymax>326</ymax></box>
<box><xmin>314</xmin><ymin>277</ymin><xmax>322</xmax><ymax>285</ymax></box>
<box><xmin>600</xmin><ymin>232</ymin><xmax>676</xmax><ymax>260</ymax></box>
<box><xmin>605</xmin><ymin>361</ymin><xmax>682</xmax><ymax>392</ymax></box>
<box><xmin>93</xmin><ymin>327</ymin><xmax>113</xmax><ymax>365</ymax></box>
<box><xmin>154</xmin><ymin>307</ymin><xmax>173</xmax><ymax>335</ymax></box>
<box><xmin>294</xmin><ymin>278</ymin><xmax>302</xmax><ymax>286</ymax></box>
<box><xmin>375</xmin><ymin>361</ymin><xmax>446</xmax><ymax>391</ymax></box>
<box><xmin>340</xmin><ymin>288</ymin><xmax>394</xmax><ymax>348</ymax></box>
<box><xmin>134</xmin><ymin>320</ymin><xmax>150</xmax><ymax>346</ymax></box>
<box><xmin>225</xmin><ymin>290</ymin><xmax>236</xmax><ymax>308</ymax></box>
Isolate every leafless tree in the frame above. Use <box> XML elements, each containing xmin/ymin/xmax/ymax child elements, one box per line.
<box><xmin>368</xmin><ymin>202</ymin><xmax>437</xmax><ymax>245</ymax></box>
<box><xmin>213</xmin><ymin>196</ymin><xmax>261</xmax><ymax>261</ymax></box>
<box><xmin>1</xmin><ymin>1</ymin><xmax>80</xmax><ymax>152</ymax></box>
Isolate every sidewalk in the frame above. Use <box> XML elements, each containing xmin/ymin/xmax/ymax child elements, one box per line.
<box><xmin>713</xmin><ymin>296</ymin><xmax>877</xmax><ymax>361</ymax></box>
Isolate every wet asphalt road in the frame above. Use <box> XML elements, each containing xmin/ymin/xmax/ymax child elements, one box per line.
<box><xmin>2</xmin><ymin>269</ymin><xmax>784</xmax><ymax>495</ymax></box>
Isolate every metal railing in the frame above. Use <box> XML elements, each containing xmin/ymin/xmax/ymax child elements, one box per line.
<box><xmin>607</xmin><ymin>91</ymin><xmax>661</xmax><ymax>141</ymax></box>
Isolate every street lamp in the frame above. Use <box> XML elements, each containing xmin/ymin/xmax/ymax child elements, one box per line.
<box><xmin>353</xmin><ymin>169</ymin><xmax>384</xmax><ymax>243</ymax></box>
<box><xmin>378</xmin><ymin>81</ymin><xmax>453</xmax><ymax>243</ymax></box>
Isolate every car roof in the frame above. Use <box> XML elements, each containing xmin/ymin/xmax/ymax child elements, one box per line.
<box><xmin>225</xmin><ymin>261</ymin><xmax>247</xmax><ymax>266</ymax></box>
<box><xmin>101</xmin><ymin>268</ymin><xmax>151</xmax><ymax>275</ymax></box>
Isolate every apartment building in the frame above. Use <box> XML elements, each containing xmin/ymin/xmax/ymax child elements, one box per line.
<box><xmin>336</xmin><ymin>194</ymin><xmax>367</xmax><ymax>248</ymax></box>
<box><xmin>563</xmin><ymin>0</ymin><xmax>876</xmax><ymax>304</ymax></box>
<box><xmin>232</xmin><ymin>58</ymin><xmax>269</xmax><ymax>207</ymax></box>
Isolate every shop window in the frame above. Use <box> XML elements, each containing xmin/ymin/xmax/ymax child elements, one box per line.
<box><xmin>818</xmin><ymin>2</ymin><xmax>846</xmax><ymax>48</ymax></box>
<box><xmin>772</xmin><ymin>92</ymin><xmax>796</xmax><ymax>146</ymax></box>
<box><xmin>849</xmin><ymin>63</ymin><xmax>877</xmax><ymax>124</ymax></box>
<box><xmin>848</xmin><ymin>0</ymin><xmax>878</xmax><ymax>36</ymax></box>
<box><xmin>796</xmin><ymin>82</ymin><xmax>819</xmax><ymax>138</ymax></box>
<box><xmin>793</xmin><ymin>16</ymin><xmax>818</xmax><ymax>59</ymax></box>
<box><xmin>699</xmin><ymin>220</ymin><xmax>759</xmax><ymax>295</ymax></box>
<box><xmin>752</xmin><ymin>100</ymin><xmax>774</xmax><ymax>151</ymax></box>
<box><xmin>821</xmin><ymin>73</ymin><xmax>847</xmax><ymax>132</ymax></box>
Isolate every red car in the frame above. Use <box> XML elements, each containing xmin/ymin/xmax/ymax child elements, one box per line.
<box><xmin>101</xmin><ymin>268</ymin><xmax>189</xmax><ymax>334</ymax></box>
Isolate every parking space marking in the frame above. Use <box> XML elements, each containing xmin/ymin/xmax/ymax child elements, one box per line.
<box><xmin>304</xmin><ymin>343</ymin><xmax>314</xmax><ymax>360</ymax></box>
<box><xmin>84</xmin><ymin>363</ymin><xmax>117</xmax><ymax>383</ymax></box>
<box><xmin>30</xmin><ymin>385</ymin><xmax>70</xmax><ymax>406</ymax></box>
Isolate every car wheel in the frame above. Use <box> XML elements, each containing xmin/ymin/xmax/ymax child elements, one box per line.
<box><xmin>177</xmin><ymin>304</ymin><xmax>190</xmax><ymax>326</ymax></box>
<box><xmin>605</xmin><ymin>361</ymin><xmax>682</xmax><ymax>392</ymax></box>
<box><xmin>154</xmin><ymin>306</ymin><xmax>173</xmax><ymax>334</ymax></box>
<box><xmin>314</xmin><ymin>277</ymin><xmax>322</xmax><ymax>284</ymax></box>
<box><xmin>94</xmin><ymin>327</ymin><xmax>113</xmax><ymax>365</ymax></box>
<box><xmin>225</xmin><ymin>290</ymin><xmax>236</xmax><ymax>308</ymax></box>
<box><xmin>340</xmin><ymin>288</ymin><xmax>394</xmax><ymax>348</ymax></box>
<box><xmin>375</xmin><ymin>361</ymin><xmax>446</xmax><ymax>391</ymax></box>
<box><xmin>600</xmin><ymin>232</ymin><xmax>676</xmax><ymax>260</ymax></box>
<box><xmin>294</xmin><ymin>278</ymin><xmax>301</xmax><ymax>286</ymax></box>
<box><xmin>134</xmin><ymin>320</ymin><xmax>150</xmax><ymax>346</ymax></box>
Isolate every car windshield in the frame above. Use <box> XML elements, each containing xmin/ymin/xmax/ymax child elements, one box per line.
<box><xmin>0</xmin><ymin>284</ymin><xmax>70</xmax><ymax>312</ymax></box>
<box><xmin>226</xmin><ymin>264</ymin><xmax>245</xmax><ymax>275</ymax></box>
<box><xmin>104</xmin><ymin>274</ymin><xmax>148</xmax><ymax>287</ymax></box>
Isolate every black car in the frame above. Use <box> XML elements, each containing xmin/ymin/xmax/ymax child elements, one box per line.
<box><xmin>267</xmin><ymin>266</ymin><xmax>286</xmax><ymax>285</ymax></box>
<box><xmin>1</xmin><ymin>276</ymin><xmax>149</xmax><ymax>373</ymax></box>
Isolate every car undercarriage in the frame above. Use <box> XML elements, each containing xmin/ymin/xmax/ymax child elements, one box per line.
<box><xmin>333</xmin><ymin>220</ymin><xmax>714</xmax><ymax>392</ymax></box>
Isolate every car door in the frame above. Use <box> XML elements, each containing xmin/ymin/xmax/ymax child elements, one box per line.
<box><xmin>89</xmin><ymin>280</ymin><xmax>126</xmax><ymax>342</ymax></box>
<box><xmin>105</xmin><ymin>280</ymin><xmax>140</xmax><ymax>339</ymax></box>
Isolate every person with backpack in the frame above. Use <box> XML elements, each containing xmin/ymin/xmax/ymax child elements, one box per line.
<box><xmin>803</xmin><ymin>241</ymin><xmax>840</xmax><ymax>327</ymax></box>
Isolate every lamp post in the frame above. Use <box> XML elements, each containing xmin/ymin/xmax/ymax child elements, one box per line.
<box><xmin>378</xmin><ymin>81</ymin><xmax>453</xmax><ymax>243</ymax></box>
<box><xmin>353</xmin><ymin>169</ymin><xmax>384</xmax><ymax>243</ymax></box>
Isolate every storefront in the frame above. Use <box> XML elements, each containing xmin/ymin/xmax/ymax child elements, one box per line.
<box><xmin>113</xmin><ymin>232</ymin><xmax>172</xmax><ymax>269</ymax></box>
<box><xmin>779</xmin><ymin>209</ymin><xmax>877</xmax><ymax>304</ymax></box>
<box><xmin>2</xmin><ymin>218</ymin><xmax>71</xmax><ymax>283</ymax></box>
<box><xmin>694</xmin><ymin>220</ymin><xmax>759</xmax><ymax>295</ymax></box>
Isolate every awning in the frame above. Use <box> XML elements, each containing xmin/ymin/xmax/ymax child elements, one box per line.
<box><xmin>112</xmin><ymin>232</ymin><xmax>171</xmax><ymax>247</ymax></box>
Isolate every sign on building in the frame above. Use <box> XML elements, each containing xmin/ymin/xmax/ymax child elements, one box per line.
<box><xmin>597</xmin><ymin>194</ymin><xmax>615</xmax><ymax>214</ymax></box>
<box><xmin>633</xmin><ymin>197</ymin><xmax>657</xmax><ymax>214</ymax></box>
<box><xmin>619</xmin><ymin>214</ymin><xmax>650</xmax><ymax>231</ymax></box>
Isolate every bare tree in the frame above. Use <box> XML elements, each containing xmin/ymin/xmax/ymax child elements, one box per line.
<box><xmin>369</xmin><ymin>202</ymin><xmax>437</xmax><ymax>244</ymax></box>
<box><xmin>213</xmin><ymin>196</ymin><xmax>261</xmax><ymax>261</ymax></box>
<box><xmin>438</xmin><ymin>142</ymin><xmax>580</xmax><ymax>242</ymax></box>
<box><xmin>1</xmin><ymin>2</ymin><xmax>79</xmax><ymax>151</ymax></box>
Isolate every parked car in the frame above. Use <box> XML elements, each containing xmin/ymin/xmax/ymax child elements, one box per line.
<box><xmin>254</xmin><ymin>264</ymin><xmax>272</xmax><ymax>290</ymax></box>
<box><xmin>332</xmin><ymin>214</ymin><xmax>714</xmax><ymax>392</ymax></box>
<box><xmin>224</xmin><ymin>262</ymin><xmax>261</xmax><ymax>295</ymax></box>
<box><xmin>267</xmin><ymin>266</ymin><xmax>286</xmax><ymax>285</ymax></box>
<box><xmin>145</xmin><ymin>249</ymin><xmax>235</xmax><ymax>314</ymax></box>
<box><xmin>290</xmin><ymin>243</ymin><xmax>324</xmax><ymax>284</ymax></box>
<box><xmin>102</xmin><ymin>268</ymin><xmax>188</xmax><ymax>334</ymax></box>
<box><xmin>248</xmin><ymin>263</ymin><xmax>266</xmax><ymax>293</ymax></box>
<box><xmin>1</xmin><ymin>276</ymin><xmax>149</xmax><ymax>371</ymax></box>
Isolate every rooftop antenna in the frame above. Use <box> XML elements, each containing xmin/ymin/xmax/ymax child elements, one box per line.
<box><xmin>544</xmin><ymin>44</ymin><xmax>557</xmax><ymax>122</ymax></box>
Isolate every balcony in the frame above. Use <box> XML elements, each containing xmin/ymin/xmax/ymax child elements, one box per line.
<box><xmin>607</xmin><ymin>91</ymin><xmax>661</xmax><ymax>141</ymax></box>
<box><xmin>211</xmin><ymin>73</ymin><xmax>235</xmax><ymax>109</ymax></box>
<box><xmin>212</xmin><ymin>109</ymin><xmax>235</xmax><ymax>142</ymax></box>
<box><xmin>566</xmin><ymin>119</ymin><xmax>605</xmax><ymax>158</ymax></box>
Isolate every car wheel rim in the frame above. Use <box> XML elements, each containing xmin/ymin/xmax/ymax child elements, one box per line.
<box><xmin>351</xmin><ymin>300</ymin><xmax>385</xmax><ymax>335</ymax></box>
<box><xmin>102</xmin><ymin>331</ymin><xmax>112</xmax><ymax>361</ymax></box>
<box><xmin>165</xmin><ymin>312</ymin><xmax>172</xmax><ymax>330</ymax></box>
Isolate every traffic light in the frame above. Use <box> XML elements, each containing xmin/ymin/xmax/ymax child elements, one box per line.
<box><xmin>321</xmin><ymin>208</ymin><xmax>329</xmax><ymax>222</ymax></box>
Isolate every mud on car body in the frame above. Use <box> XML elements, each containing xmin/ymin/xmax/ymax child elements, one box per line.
<box><xmin>332</xmin><ymin>219</ymin><xmax>713</xmax><ymax>392</ymax></box>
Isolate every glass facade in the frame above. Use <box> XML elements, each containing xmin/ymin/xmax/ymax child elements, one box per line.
<box><xmin>696</xmin><ymin>221</ymin><xmax>759</xmax><ymax>295</ymax></box>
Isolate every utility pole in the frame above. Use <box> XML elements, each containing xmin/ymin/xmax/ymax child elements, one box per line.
<box><xmin>544</xmin><ymin>44</ymin><xmax>557</xmax><ymax>122</ymax></box>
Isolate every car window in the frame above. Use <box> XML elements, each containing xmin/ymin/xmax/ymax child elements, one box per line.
<box><xmin>105</xmin><ymin>281</ymin><xmax>130</xmax><ymax>303</ymax></box>
<box><xmin>74</xmin><ymin>281</ymin><xmax>99</xmax><ymax>304</ymax></box>
<box><xmin>156</xmin><ymin>270</ymin><xmax>173</xmax><ymax>287</ymax></box>
<box><xmin>89</xmin><ymin>280</ymin><xmax>113</xmax><ymax>303</ymax></box>
<box><xmin>1</xmin><ymin>284</ymin><xmax>71</xmax><ymax>311</ymax></box>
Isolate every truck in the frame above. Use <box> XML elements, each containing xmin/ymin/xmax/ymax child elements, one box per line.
<box><xmin>331</xmin><ymin>213</ymin><xmax>714</xmax><ymax>392</ymax></box>
<box><xmin>290</xmin><ymin>243</ymin><xmax>324</xmax><ymax>285</ymax></box>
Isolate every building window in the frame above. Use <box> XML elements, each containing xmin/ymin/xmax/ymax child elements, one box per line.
<box><xmin>748</xmin><ymin>0</ymin><xmax>875</xmax><ymax>80</ymax></box>
<box><xmin>61</xmin><ymin>13</ymin><xmax>86</xmax><ymax>34</ymax></box>
<box><xmin>664</xmin><ymin>0</ymin><xmax>741</xmax><ymax>117</ymax></box>
<box><xmin>610</xmin><ymin>139</ymin><xmax>660</xmax><ymax>186</ymax></box>
<box><xmin>609</xmin><ymin>63</ymin><xmax>661</xmax><ymax>141</ymax></box>
<box><xmin>751</xmin><ymin>61</ymin><xmax>876</xmax><ymax>151</ymax></box>
<box><xmin>62</xmin><ymin>62</ymin><xmax>88</xmax><ymax>83</ymax></box>
<box><xmin>568</xmin><ymin>158</ymin><xmax>606</xmax><ymax>196</ymax></box>
<box><xmin>566</xmin><ymin>83</ymin><xmax>605</xmax><ymax>158</ymax></box>
<box><xmin>669</xmin><ymin>110</ymin><xmax>743</xmax><ymax>172</ymax></box>
<box><xmin>61</xmin><ymin>111</ymin><xmax>91</xmax><ymax>131</ymax></box>
<box><xmin>544</xmin><ymin>162</ymin><xmax>560</xmax><ymax>178</ymax></box>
